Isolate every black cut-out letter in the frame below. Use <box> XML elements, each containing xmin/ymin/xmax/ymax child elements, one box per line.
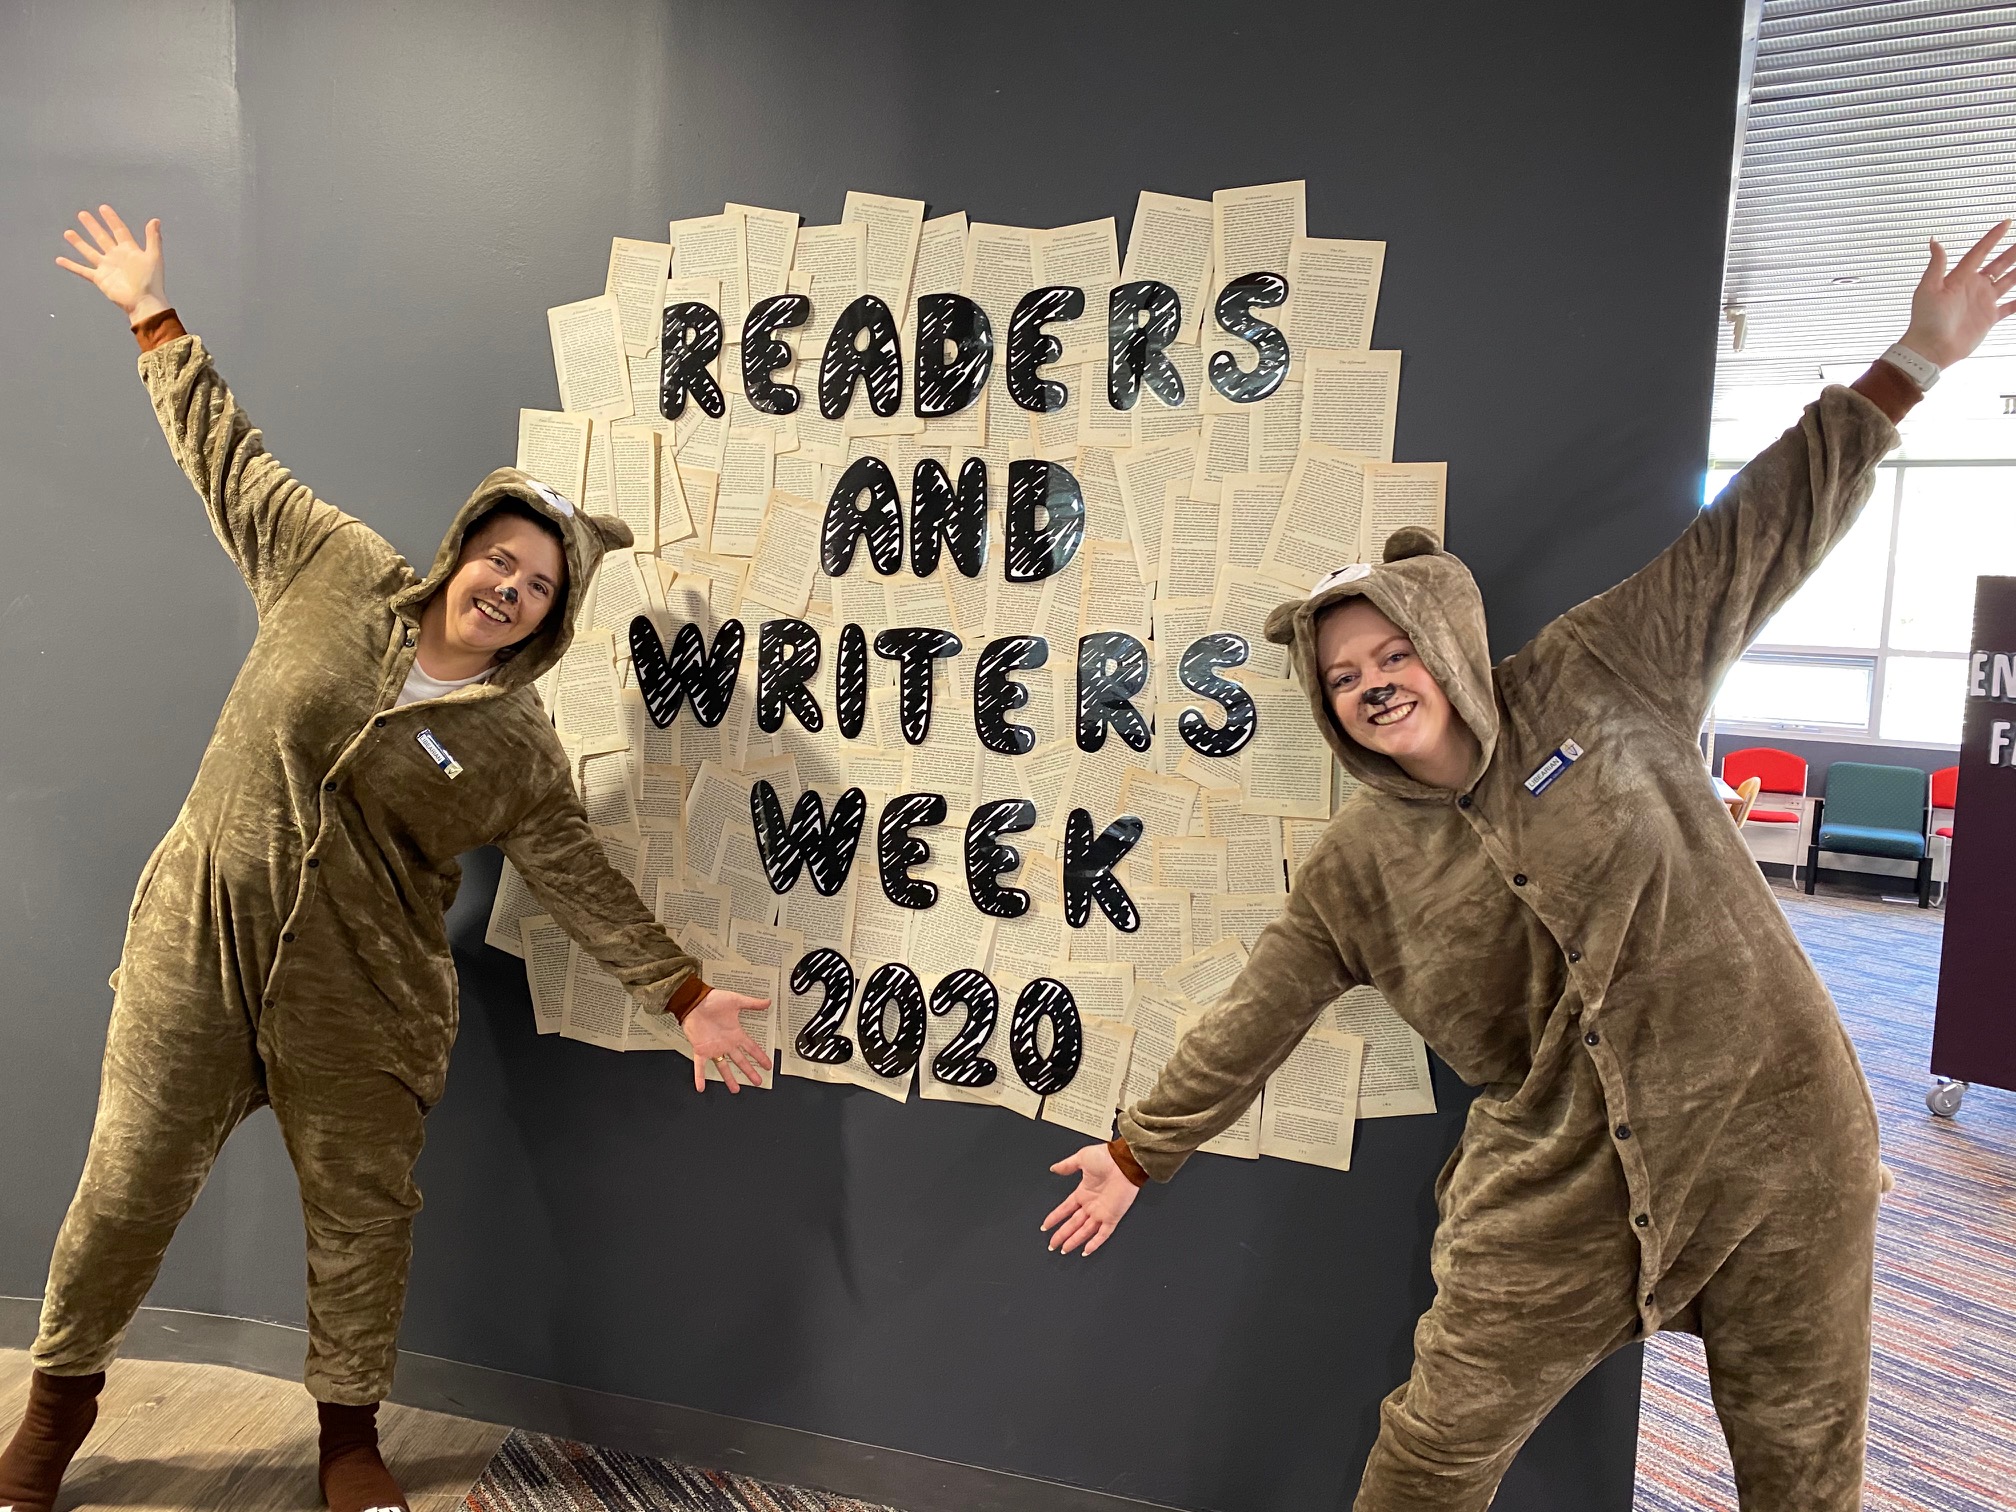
<box><xmin>1009</xmin><ymin>978</ymin><xmax>1083</xmax><ymax>1096</ymax></box>
<box><xmin>913</xmin><ymin>292</ymin><xmax>993</xmax><ymax>418</ymax></box>
<box><xmin>659</xmin><ymin>301</ymin><xmax>725</xmax><ymax>420</ymax></box>
<box><xmin>1004</xmin><ymin>459</ymin><xmax>1086</xmax><ymax>583</ymax></box>
<box><xmin>823</xmin><ymin>457</ymin><xmax>905</xmax><ymax>577</ymax></box>
<box><xmin>1007</xmin><ymin>285</ymin><xmax>1084</xmax><ymax>414</ymax></box>
<box><xmin>820</xmin><ymin>294</ymin><xmax>904</xmax><ymax>420</ymax></box>
<box><xmin>756</xmin><ymin>618</ymin><xmax>823</xmax><ymax>733</ymax></box>
<box><xmin>929</xmin><ymin>970</ymin><xmax>1000</xmax><ymax>1088</ymax></box>
<box><xmin>791</xmin><ymin>948</ymin><xmax>855</xmax><ymax>1064</ymax></box>
<box><xmin>835</xmin><ymin>622</ymin><xmax>869</xmax><ymax>739</ymax></box>
<box><xmin>874</xmin><ymin>627</ymin><xmax>963</xmax><ymax>744</ymax></box>
<box><xmin>973</xmin><ymin>635</ymin><xmax>1049</xmax><ymax>755</ymax></box>
<box><xmin>966</xmin><ymin>798</ymin><xmax>1037</xmax><ymax>919</ymax></box>
<box><xmin>750</xmin><ymin>783</ymin><xmax>866</xmax><ymax>896</ymax></box>
<box><xmin>631</xmin><ymin>615</ymin><xmax>744</xmax><ymax>727</ymax></box>
<box><xmin>878</xmin><ymin>792</ymin><xmax>948</xmax><ymax>909</ymax></box>
<box><xmin>1076</xmin><ymin>631</ymin><xmax>1151</xmax><ymax>753</ymax></box>
<box><xmin>1208</xmin><ymin>272</ymin><xmax>1290</xmax><ymax>404</ymax></box>
<box><xmin>1064</xmin><ymin>808</ymin><xmax>1142</xmax><ymax>931</ymax></box>
<box><xmin>910</xmin><ymin>457</ymin><xmax>988</xmax><ymax>578</ymax></box>
<box><xmin>1107</xmin><ymin>279</ymin><xmax>1184</xmax><ymax>411</ymax></box>
<box><xmin>857</xmin><ymin>963</ymin><xmax>927</xmax><ymax>1079</ymax></box>
<box><xmin>742</xmin><ymin>293</ymin><xmax>811</xmax><ymax>415</ymax></box>
<box><xmin>1178</xmin><ymin>632</ymin><xmax>1257</xmax><ymax>758</ymax></box>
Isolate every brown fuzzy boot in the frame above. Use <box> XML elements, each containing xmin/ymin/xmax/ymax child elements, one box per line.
<box><xmin>0</xmin><ymin>1369</ymin><xmax>104</xmax><ymax>1512</ymax></box>
<box><xmin>317</xmin><ymin>1401</ymin><xmax>409</xmax><ymax>1512</ymax></box>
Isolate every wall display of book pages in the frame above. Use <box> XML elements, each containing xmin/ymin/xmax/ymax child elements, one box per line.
<box><xmin>491</xmin><ymin>183</ymin><xmax>1439</xmax><ymax>1172</ymax></box>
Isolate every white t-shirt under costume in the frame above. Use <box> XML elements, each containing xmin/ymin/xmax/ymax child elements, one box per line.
<box><xmin>396</xmin><ymin>661</ymin><xmax>493</xmax><ymax>707</ymax></box>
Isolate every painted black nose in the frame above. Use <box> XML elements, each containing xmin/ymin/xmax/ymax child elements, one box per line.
<box><xmin>1363</xmin><ymin>683</ymin><xmax>1397</xmax><ymax>708</ymax></box>
<box><xmin>497</xmin><ymin>585</ymin><xmax>519</xmax><ymax>606</ymax></box>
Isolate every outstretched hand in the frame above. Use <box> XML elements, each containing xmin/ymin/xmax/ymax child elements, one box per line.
<box><xmin>682</xmin><ymin>986</ymin><xmax>771</xmax><ymax>1092</ymax></box>
<box><xmin>1040</xmin><ymin>1141</ymin><xmax>1141</xmax><ymax>1256</ymax></box>
<box><xmin>1901</xmin><ymin>219</ymin><xmax>2016</xmax><ymax>369</ymax></box>
<box><xmin>56</xmin><ymin>205</ymin><xmax>168</xmax><ymax>325</ymax></box>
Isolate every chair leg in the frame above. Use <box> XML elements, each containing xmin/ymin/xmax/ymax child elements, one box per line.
<box><xmin>1917</xmin><ymin>854</ymin><xmax>1933</xmax><ymax>909</ymax></box>
<box><xmin>1804</xmin><ymin>843</ymin><xmax>1820</xmax><ymax>894</ymax></box>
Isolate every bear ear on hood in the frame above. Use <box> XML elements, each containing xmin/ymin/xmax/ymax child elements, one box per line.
<box><xmin>1263</xmin><ymin>599</ymin><xmax>1300</xmax><ymax>646</ymax></box>
<box><xmin>590</xmin><ymin>514</ymin><xmax>635</xmax><ymax>551</ymax></box>
<box><xmin>1383</xmin><ymin>526</ymin><xmax>1443</xmax><ymax>563</ymax></box>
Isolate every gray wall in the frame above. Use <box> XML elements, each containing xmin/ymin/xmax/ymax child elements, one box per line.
<box><xmin>0</xmin><ymin>3</ymin><xmax>1746</xmax><ymax>1508</ymax></box>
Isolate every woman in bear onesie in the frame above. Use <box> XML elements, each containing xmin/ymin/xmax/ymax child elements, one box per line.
<box><xmin>1040</xmin><ymin>220</ymin><xmax>2016</xmax><ymax>1512</ymax></box>
<box><xmin>0</xmin><ymin>206</ymin><xmax>773</xmax><ymax>1512</ymax></box>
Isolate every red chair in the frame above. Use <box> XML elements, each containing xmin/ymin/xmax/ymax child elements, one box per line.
<box><xmin>1721</xmin><ymin>746</ymin><xmax>1811</xmax><ymax>883</ymax></box>
<box><xmin>1930</xmin><ymin>764</ymin><xmax>1958</xmax><ymax>903</ymax></box>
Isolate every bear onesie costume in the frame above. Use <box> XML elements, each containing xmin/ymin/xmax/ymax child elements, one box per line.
<box><xmin>1116</xmin><ymin>371</ymin><xmax>1916</xmax><ymax>1511</ymax></box>
<box><xmin>6</xmin><ymin>321</ymin><xmax>706</xmax><ymax>1509</ymax></box>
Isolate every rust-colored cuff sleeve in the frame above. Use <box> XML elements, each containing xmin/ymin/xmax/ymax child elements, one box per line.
<box><xmin>1849</xmin><ymin>359</ymin><xmax>1923</xmax><ymax>424</ymax></box>
<box><xmin>1108</xmin><ymin>1136</ymin><xmax>1150</xmax><ymax>1187</ymax></box>
<box><xmin>132</xmin><ymin>308</ymin><xmax>186</xmax><ymax>354</ymax></box>
<box><xmin>666</xmin><ymin>973</ymin><xmax>711</xmax><ymax>1024</ymax></box>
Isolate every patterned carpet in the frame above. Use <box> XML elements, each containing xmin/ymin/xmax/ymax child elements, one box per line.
<box><xmin>464</xmin><ymin>889</ymin><xmax>2014</xmax><ymax>1512</ymax></box>
<box><xmin>1634</xmin><ymin>888</ymin><xmax>2016</xmax><ymax>1512</ymax></box>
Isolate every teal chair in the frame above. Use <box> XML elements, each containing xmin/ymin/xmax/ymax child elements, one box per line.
<box><xmin>1805</xmin><ymin>761</ymin><xmax>1932</xmax><ymax>907</ymax></box>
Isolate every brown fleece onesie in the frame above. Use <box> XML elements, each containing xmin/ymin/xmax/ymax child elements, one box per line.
<box><xmin>30</xmin><ymin>321</ymin><xmax>705</xmax><ymax>1407</ymax></box>
<box><xmin>1118</xmin><ymin>372</ymin><xmax>1915</xmax><ymax>1512</ymax></box>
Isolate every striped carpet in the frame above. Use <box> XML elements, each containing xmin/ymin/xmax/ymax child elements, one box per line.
<box><xmin>464</xmin><ymin>889</ymin><xmax>2013</xmax><ymax>1512</ymax></box>
<box><xmin>1634</xmin><ymin>888</ymin><xmax>2016</xmax><ymax>1512</ymax></box>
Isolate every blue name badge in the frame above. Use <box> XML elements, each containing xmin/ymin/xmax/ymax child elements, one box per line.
<box><xmin>416</xmin><ymin>727</ymin><xmax>464</xmax><ymax>779</ymax></box>
<box><xmin>1523</xmin><ymin>738</ymin><xmax>1584</xmax><ymax>796</ymax></box>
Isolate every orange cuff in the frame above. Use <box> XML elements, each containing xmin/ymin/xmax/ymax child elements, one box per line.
<box><xmin>132</xmin><ymin>308</ymin><xmax>186</xmax><ymax>354</ymax></box>
<box><xmin>1849</xmin><ymin>360</ymin><xmax>1923</xmax><ymax>425</ymax></box>
<box><xmin>665</xmin><ymin>973</ymin><xmax>711</xmax><ymax>1024</ymax></box>
<box><xmin>1108</xmin><ymin>1136</ymin><xmax>1150</xmax><ymax>1187</ymax></box>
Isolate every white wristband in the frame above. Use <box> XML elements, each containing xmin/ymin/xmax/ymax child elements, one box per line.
<box><xmin>1879</xmin><ymin>342</ymin><xmax>1940</xmax><ymax>391</ymax></box>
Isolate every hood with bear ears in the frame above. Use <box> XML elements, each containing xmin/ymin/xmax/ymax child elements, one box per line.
<box><xmin>1262</xmin><ymin>526</ymin><xmax>1499</xmax><ymax>802</ymax></box>
<box><xmin>390</xmin><ymin>467</ymin><xmax>634</xmax><ymax>692</ymax></box>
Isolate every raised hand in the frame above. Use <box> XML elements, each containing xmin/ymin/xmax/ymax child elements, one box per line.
<box><xmin>56</xmin><ymin>206</ymin><xmax>168</xmax><ymax>325</ymax></box>
<box><xmin>1901</xmin><ymin>219</ymin><xmax>2016</xmax><ymax>368</ymax></box>
<box><xmin>1040</xmin><ymin>1141</ymin><xmax>1141</xmax><ymax>1256</ymax></box>
<box><xmin>681</xmin><ymin>986</ymin><xmax>772</xmax><ymax>1092</ymax></box>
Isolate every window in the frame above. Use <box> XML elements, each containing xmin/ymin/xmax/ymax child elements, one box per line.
<box><xmin>1709</xmin><ymin>463</ymin><xmax>2016</xmax><ymax>747</ymax></box>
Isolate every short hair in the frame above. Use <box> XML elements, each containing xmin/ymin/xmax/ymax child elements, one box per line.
<box><xmin>471</xmin><ymin>497</ymin><xmax>567</xmax><ymax>556</ymax></box>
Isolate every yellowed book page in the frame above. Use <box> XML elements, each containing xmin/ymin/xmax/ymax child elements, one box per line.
<box><xmin>606</xmin><ymin>237</ymin><xmax>673</xmax><ymax>353</ymax></box>
<box><xmin>849</xmin><ymin>881</ymin><xmax>914</xmax><ymax>967</ymax></box>
<box><xmin>516</xmin><ymin>409</ymin><xmax>592</xmax><ymax>505</ymax></box>
<box><xmin>553</xmin><ymin>629</ymin><xmax>627</xmax><ymax>754</ymax></box>
<box><xmin>681</xmin><ymin>760</ymin><xmax>747</xmax><ymax>882</ymax></box>
<box><xmin>1079</xmin><ymin>539</ymin><xmax>1152</xmax><ymax>641</ymax></box>
<box><xmin>603</xmin><ymin>421</ymin><xmax>660</xmax><ymax>553</ymax></box>
<box><xmin>1253</xmin><ymin>380</ymin><xmax>1305</xmax><ymax>474</ymax></box>
<box><xmin>669</xmin><ymin>211</ymin><xmax>747</xmax><ymax>333</ymax></box>
<box><xmin>1212</xmin><ymin>180</ymin><xmax>1304</xmax><ymax>287</ymax></box>
<box><xmin>1118</xmin><ymin>770</ymin><xmax>1198</xmax><ymax>841</ymax></box>
<box><xmin>1040</xmin><ymin>1019</ymin><xmax>1136</xmax><ymax>1139</ymax></box>
<box><xmin>1283</xmin><ymin>816</ymin><xmax>1330</xmax><ymax>884</ymax></box>
<box><xmin>776</xmin><ymin>870</ymin><xmax>856</xmax><ymax>957</ymax></box>
<box><xmin>1203</xmin><ymin>794</ymin><xmax>1287</xmax><ymax>896</ymax></box>
<box><xmin>1153</xmin><ymin>836</ymin><xmax>1230</xmax><ymax>894</ymax></box>
<box><xmin>1038</xmin><ymin>217</ymin><xmax>1120</xmax><ymax>366</ymax></box>
<box><xmin>1114</xmin><ymin>435</ymin><xmax>1199</xmax><ymax>586</ymax></box>
<box><xmin>632</xmin><ymin>828</ymin><xmax>685</xmax><ymax>909</ymax></box>
<box><xmin>1042</xmin><ymin>961</ymin><xmax>1135</xmax><ymax>1025</ymax></box>
<box><xmin>987</xmin><ymin>903</ymin><xmax>1070</xmax><ymax>985</ymax></box>
<box><xmin>1365</xmin><ymin>461</ymin><xmax>1448</xmax><ymax>558</ymax></box>
<box><xmin>1259</xmin><ymin>1025</ymin><xmax>1363</xmax><ymax>1168</ymax></box>
<box><xmin>772</xmin><ymin>450</ymin><xmax>824</xmax><ymax>510</ymax></box>
<box><xmin>1192</xmin><ymin>409</ymin><xmax>1253</xmax><ymax>501</ymax></box>
<box><xmin>743</xmin><ymin>491</ymin><xmax>823</xmax><ymax>616</ymax></box>
<box><xmin>1121</xmin><ymin>991</ymin><xmax>1187</xmax><ymax>1109</ymax></box>
<box><xmin>1209</xmin><ymin>892</ymin><xmax>1288</xmax><ymax>953</ymax></box>
<box><xmin>729</xmin><ymin>203</ymin><xmax>800</xmax><ymax>313</ymax></box>
<box><xmin>1076</xmin><ymin>887</ymin><xmax>1190</xmax><ymax>985</ymax></box>
<box><xmin>909</xmin><ymin>892</ymin><xmax>991</xmax><ymax>983</ymax></box>
<box><xmin>580</xmin><ymin>749</ymin><xmax>641</xmax><ymax>835</ymax></box>
<box><xmin>1300</xmin><ymin>349</ymin><xmax>1400</xmax><ymax>461</ymax></box>
<box><xmin>1122</xmin><ymin>190</ymin><xmax>1214</xmax><ymax>346</ymax></box>
<box><xmin>1149</xmin><ymin>602</ymin><xmax>1212</xmax><ymax>707</ymax></box>
<box><xmin>519</xmin><ymin>915</ymin><xmax>570</xmax><ymax>1034</ymax></box>
<box><xmin>790</xmin><ymin>223</ymin><xmax>867</xmax><ymax>337</ymax></box>
<box><xmin>662</xmin><ymin>273</ymin><xmax>729</xmax><ymax>465</ymax></box>
<box><xmin>1131</xmin><ymin>343</ymin><xmax>1204</xmax><ymax>449</ymax></box>
<box><xmin>909</xmin><ymin>211</ymin><xmax>969</xmax><ymax>316</ymax></box>
<box><xmin>638</xmin><ymin>757</ymin><xmax>689</xmax><ymax>826</ymax></box>
<box><xmin>1238</xmin><ymin>676</ymin><xmax>1332</xmax><ymax>819</ymax></box>
<box><xmin>583</xmin><ymin>422</ymin><xmax>617</xmax><ymax>518</ymax></box>
<box><xmin>1078</xmin><ymin>362</ymin><xmax>1133</xmax><ymax>449</ymax></box>
<box><xmin>1157</xmin><ymin>481</ymin><xmax>1224</xmax><ymax>606</ymax></box>
<box><xmin>654</xmin><ymin>434</ymin><xmax>696</xmax><ymax>546</ymax></box>
<box><xmin>842</xmin><ymin>190</ymin><xmax>926</xmax><ymax>315</ymax></box>
<box><xmin>549</xmin><ymin>294</ymin><xmax>636</xmax><ymax>421</ymax></box>
<box><xmin>584</xmin><ymin>548</ymin><xmax>663</xmax><ymax>636</ymax></box>
<box><xmin>963</xmin><ymin>222</ymin><xmax>1042</xmax><ymax>429</ymax></box>
<box><xmin>1286</xmin><ymin>235</ymin><xmax>1386</xmax><ymax>356</ymax></box>
<box><xmin>1182</xmin><ymin>1006</ymin><xmax>1262</xmax><ymax>1159</ymax></box>
<box><xmin>484</xmin><ymin>858</ymin><xmax>542</xmax><ymax>958</ymax></box>
<box><xmin>560</xmin><ymin>943</ymin><xmax>634</xmax><ymax>1051</ymax></box>
<box><xmin>1208</xmin><ymin>566</ymin><xmax>1298</xmax><ymax>680</ymax></box>
<box><xmin>712</xmin><ymin>429</ymin><xmax>775</xmax><ymax>557</ymax></box>
<box><xmin>671</xmin><ymin>462</ymin><xmax>719</xmax><ymax>552</ymax></box>
<box><xmin>727</xmin><ymin>919</ymin><xmax>806</xmax><ymax>985</ymax></box>
<box><xmin>709</xmin><ymin>820</ymin><xmax>780</xmax><ymax>927</ymax></box>
<box><xmin>1161</xmin><ymin>935</ymin><xmax>1247</xmax><ymax>1007</ymax></box>
<box><xmin>1323</xmin><ymin>983</ymin><xmax>1436</xmax><ymax>1118</ymax></box>
<box><xmin>1263</xmin><ymin>444</ymin><xmax>1369</xmax><ymax>589</ymax></box>
<box><xmin>1217</xmin><ymin>472</ymin><xmax>1289</xmax><ymax>574</ymax></box>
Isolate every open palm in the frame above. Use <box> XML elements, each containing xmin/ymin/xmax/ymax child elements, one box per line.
<box><xmin>1902</xmin><ymin>219</ymin><xmax>2016</xmax><ymax>368</ymax></box>
<box><xmin>56</xmin><ymin>204</ymin><xmax>167</xmax><ymax>323</ymax></box>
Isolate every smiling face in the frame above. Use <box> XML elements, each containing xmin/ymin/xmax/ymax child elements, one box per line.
<box><xmin>438</xmin><ymin>509</ymin><xmax>566</xmax><ymax>663</ymax></box>
<box><xmin>1315</xmin><ymin>596</ymin><xmax>1474</xmax><ymax>787</ymax></box>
